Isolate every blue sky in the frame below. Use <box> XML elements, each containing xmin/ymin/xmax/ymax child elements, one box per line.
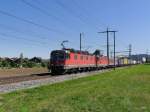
<box><xmin>0</xmin><ymin>0</ymin><xmax>150</xmax><ymax>58</ymax></box>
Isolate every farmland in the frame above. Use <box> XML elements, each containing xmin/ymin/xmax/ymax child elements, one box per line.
<box><xmin>0</xmin><ymin>64</ymin><xmax>150</xmax><ymax>112</ymax></box>
<box><xmin>0</xmin><ymin>67</ymin><xmax>48</xmax><ymax>78</ymax></box>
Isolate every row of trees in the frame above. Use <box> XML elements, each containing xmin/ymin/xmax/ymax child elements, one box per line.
<box><xmin>0</xmin><ymin>57</ymin><xmax>49</xmax><ymax>68</ymax></box>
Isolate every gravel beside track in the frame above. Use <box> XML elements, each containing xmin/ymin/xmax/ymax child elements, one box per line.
<box><xmin>0</xmin><ymin>70</ymin><xmax>110</xmax><ymax>93</ymax></box>
<box><xmin>0</xmin><ymin>74</ymin><xmax>51</xmax><ymax>85</ymax></box>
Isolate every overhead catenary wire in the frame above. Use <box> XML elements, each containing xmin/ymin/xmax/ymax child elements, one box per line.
<box><xmin>0</xmin><ymin>9</ymin><xmax>63</xmax><ymax>34</ymax></box>
<box><xmin>0</xmin><ymin>23</ymin><xmax>61</xmax><ymax>44</ymax></box>
<box><xmin>0</xmin><ymin>1</ymin><xmax>109</xmax><ymax>51</ymax></box>
<box><xmin>0</xmin><ymin>32</ymin><xmax>50</xmax><ymax>46</ymax></box>
<box><xmin>35</xmin><ymin>0</ymin><xmax>106</xmax><ymax>31</ymax></box>
<box><xmin>21</xmin><ymin>0</ymin><xmax>81</xmax><ymax>34</ymax></box>
<box><xmin>21</xmin><ymin>0</ymin><xmax>107</xmax><ymax>48</ymax></box>
<box><xmin>0</xmin><ymin>23</ymin><xmax>77</xmax><ymax>47</ymax></box>
<box><xmin>21</xmin><ymin>0</ymin><xmax>83</xmax><ymax>45</ymax></box>
<box><xmin>21</xmin><ymin>0</ymin><xmax>56</xmax><ymax>18</ymax></box>
<box><xmin>0</xmin><ymin>23</ymin><xmax>46</xmax><ymax>40</ymax></box>
<box><xmin>71</xmin><ymin>0</ymin><xmax>106</xmax><ymax>30</ymax></box>
<box><xmin>0</xmin><ymin>36</ymin><xmax>47</xmax><ymax>48</ymax></box>
<box><xmin>54</xmin><ymin>0</ymin><xmax>93</xmax><ymax>28</ymax></box>
<box><xmin>21</xmin><ymin>0</ymin><xmax>64</xmax><ymax>24</ymax></box>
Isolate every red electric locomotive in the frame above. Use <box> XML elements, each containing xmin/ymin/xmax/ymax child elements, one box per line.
<box><xmin>50</xmin><ymin>48</ymin><xmax>111</xmax><ymax>74</ymax></box>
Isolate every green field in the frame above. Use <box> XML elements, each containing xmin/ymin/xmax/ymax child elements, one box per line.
<box><xmin>0</xmin><ymin>65</ymin><xmax>150</xmax><ymax>112</ymax></box>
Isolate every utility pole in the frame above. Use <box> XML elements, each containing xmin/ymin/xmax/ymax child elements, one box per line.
<box><xmin>110</xmin><ymin>51</ymin><xmax>113</xmax><ymax>58</ymax></box>
<box><xmin>108</xmin><ymin>31</ymin><xmax>117</xmax><ymax>70</ymax></box>
<box><xmin>80</xmin><ymin>33</ymin><xmax>82</xmax><ymax>51</ymax></box>
<box><xmin>146</xmin><ymin>49</ymin><xmax>149</xmax><ymax>63</ymax></box>
<box><xmin>98</xmin><ymin>28</ymin><xmax>118</xmax><ymax>68</ymax></box>
<box><xmin>129</xmin><ymin>44</ymin><xmax>132</xmax><ymax>65</ymax></box>
<box><xmin>106</xmin><ymin>28</ymin><xmax>109</xmax><ymax>65</ymax></box>
<box><xmin>20</xmin><ymin>53</ymin><xmax>23</xmax><ymax>68</ymax></box>
<box><xmin>112</xmin><ymin>31</ymin><xmax>117</xmax><ymax>70</ymax></box>
<box><xmin>98</xmin><ymin>28</ymin><xmax>110</xmax><ymax>65</ymax></box>
<box><xmin>80</xmin><ymin>32</ymin><xmax>84</xmax><ymax>52</ymax></box>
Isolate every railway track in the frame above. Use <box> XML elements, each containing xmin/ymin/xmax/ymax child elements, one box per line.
<box><xmin>0</xmin><ymin>69</ymin><xmax>113</xmax><ymax>93</ymax></box>
<box><xmin>0</xmin><ymin>66</ymin><xmax>132</xmax><ymax>93</ymax></box>
<box><xmin>0</xmin><ymin>66</ymin><xmax>129</xmax><ymax>85</ymax></box>
<box><xmin>0</xmin><ymin>70</ymin><xmax>107</xmax><ymax>85</ymax></box>
<box><xmin>0</xmin><ymin>73</ymin><xmax>51</xmax><ymax>85</ymax></box>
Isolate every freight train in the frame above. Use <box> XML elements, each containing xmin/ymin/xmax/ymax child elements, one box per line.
<box><xmin>49</xmin><ymin>48</ymin><xmax>132</xmax><ymax>74</ymax></box>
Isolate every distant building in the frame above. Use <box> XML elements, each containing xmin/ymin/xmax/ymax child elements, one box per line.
<box><xmin>29</xmin><ymin>57</ymin><xmax>42</xmax><ymax>63</ymax></box>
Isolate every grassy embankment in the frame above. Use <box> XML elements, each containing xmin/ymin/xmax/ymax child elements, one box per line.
<box><xmin>0</xmin><ymin>64</ymin><xmax>150</xmax><ymax>112</ymax></box>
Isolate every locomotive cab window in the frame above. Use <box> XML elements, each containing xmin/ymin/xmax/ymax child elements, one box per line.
<box><xmin>65</xmin><ymin>53</ymin><xmax>70</xmax><ymax>60</ymax></box>
<box><xmin>51</xmin><ymin>52</ymin><xmax>64</xmax><ymax>60</ymax></box>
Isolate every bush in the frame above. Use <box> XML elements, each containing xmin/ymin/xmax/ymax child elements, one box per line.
<box><xmin>0</xmin><ymin>58</ymin><xmax>49</xmax><ymax>68</ymax></box>
<box><xmin>9</xmin><ymin>61</ymin><xmax>19</xmax><ymax>68</ymax></box>
<box><xmin>22</xmin><ymin>61</ymin><xmax>36</xmax><ymax>68</ymax></box>
<box><xmin>41</xmin><ymin>62</ymin><xmax>47</xmax><ymax>67</ymax></box>
<box><xmin>1</xmin><ymin>60</ymin><xmax>10</xmax><ymax>68</ymax></box>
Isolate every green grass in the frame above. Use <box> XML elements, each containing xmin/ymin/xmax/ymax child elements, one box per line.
<box><xmin>0</xmin><ymin>65</ymin><xmax>150</xmax><ymax>112</ymax></box>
